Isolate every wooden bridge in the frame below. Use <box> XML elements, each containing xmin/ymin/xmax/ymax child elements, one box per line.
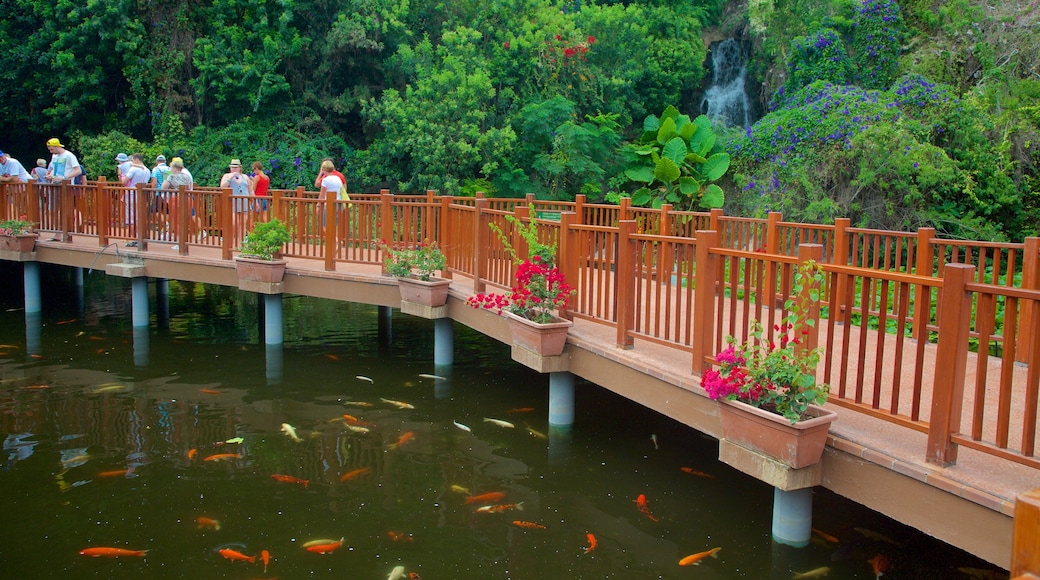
<box><xmin>2</xmin><ymin>180</ymin><xmax>1038</xmax><ymax>573</ymax></box>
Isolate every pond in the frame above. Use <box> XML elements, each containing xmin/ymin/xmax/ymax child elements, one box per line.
<box><xmin>0</xmin><ymin>263</ymin><xmax>1009</xmax><ymax>579</ymax></box>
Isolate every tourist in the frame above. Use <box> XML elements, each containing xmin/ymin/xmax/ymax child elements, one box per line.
<box><xmin>45</xmin><ymin>138</ymin><xmax>83</xmax><ymax>184</ymax></box>
<box><xmin>30</xmin><ymin>159</ymin><xmax>48</xmax><ymax>182</ymax></box>
<box><xmin>150</xmin><ymin>155</ymin><xmax>171</xmax><ymax>189</ymax></box>
<box><xmin>221</xmin><ymin>158</ymin><xmax>253</xmax><ymax>236</ymax></box>
<box><xmin>162</xmin><ymin>157</ymin><xmax>195</xmax><ymax>249</ymax></box>
<box><xmin>0</xmin><ymin>150</ymin><xmax>30</xmax><ymax>183</ymax></box>
<box><xmin>313</xmin><ymin>157</ymin><xmax>346</xmax><ymax>190</ymax></box>
<box><xmin>121</xmin><ymin>153</ymin><xmax>150</xmax><ymax>246</ymax></box>
<box><xmin>249</xmin><ymin>161</ymin><xmax>270</xmax><ymax>211</ymax></box>
<box><xmin>115</xmin><ymin>152</ymin><xmax>131</xmax><ymax>181</ymax></box>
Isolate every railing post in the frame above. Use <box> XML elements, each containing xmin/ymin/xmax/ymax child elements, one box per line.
<box><xmin>1012</xmin><ymin>489</ymin><xmax>1040</xmax><ymax>579</ymax></box>
<box><xmin>98</xmin><ymin>177</ymin><xmax>110</xmax><ymax>247</ymax></box>
<box><xmin>324</xmin><ymin>193</ymin><xmax>336</xmax><ymax>272</ymax></box>
<box><xmin>558</xmin><ymin>212</ymin><xmax>578</xmax><ymax>323</ymax></box>
<box><xmin>619</xmin><ymin>196</ymin><xmax>631</xmax><ymax>222</ymax></box>
<box><xmin>135</xmin><ymin>183</ymin><xmax>147</xmax><ymax>248</ymax></box>
<box><xmin>176</xmin><ymin>185</ymin><xmax>189</xmax><ymax>254</ymax></box>
<box><xmin>380</xmin><ymin>189</ymin><xmax>393</xmax><ymax>246</ymax></box>
<box><xmin>221</xmin><ymin>187</ymin><xmax>233</xmax><ymax>260</ymax></box>
<box><xmin>926</xmin><ymin>262</ymin><xmax>974</xmax><ymax>466</ymax></box>
<box><xmin>912</xmin><ymin>227</ymin><xmax>937</xmax><ymax>342</ymax></box>
<box><xmin>797</xmin><ymin>244</ymin><xmax>824</xmax><ymax>354</ymax></box>
<box><xmin>833</xmin><ymin>218</ymin><xmax>851</xmax><ymax>318</ymax></box>
<box><xmin>1018</xmin><ymin>237</ymin><xmax>1040</xmax><ymax>364</ymax></box>
<box><xmin>59</xmin><ymin>181</ymin><xmax>73</xmax><ymax>242</ymax></box>
<box><xmin>25</xmin><ymin>181</ymin><xmax>40</xmax><ymax>227</ymax></box>
<box><xmin>473</xmin><ymin>197</ymin><xmax>488</xmax><ymax>293</ymax></box>
<box><xmin>709</xmin><ymin>208</ymin><xmax>723</xmax><ymax>239</ymax></box>
<box><xmin>615</xmin><ymin>219</ymin><xmax>636</xmax><ymax>349</ymax></box>
<box><xmin>424</xmin><ymin>190</ymin><xmax>436</xmax><ymax>242</ymax></box>
<box><xmin>573</xmin><ymin>194</ymin><xmax>585</xmax><ymax>225</ymax></box>
<box><xmin>659</xmin><ymin>203</ymin><xmax>672</xmax><ymax>237</ymax></box>
<box><xmin>692</xmin><ymin>230</ymin><xmax>719</xmax><ymax>374</ymax></box>
<box><xmin>766</xmin><ymin>211</ymin><xmax>783</xmax><ymax>308</ymax></box>
<box><xmin>438</xmin><ymin>195</ymin><xmax>453</xmax><ymax>279</ymax></box>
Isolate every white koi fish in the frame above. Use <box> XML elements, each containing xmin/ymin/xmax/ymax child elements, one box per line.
<box><xmin>356</xmin><ymin>375</ymin><xmax>374</xmax><ymax>383</ymax></box>
<box><xmin>380</xmin><ymin>398</ymin><xmax>415</xmax><ymax>410</ymax></box>
<box><xmin>418</xmin><ymin>373</ymin><xmax>446</xmax><ymax>381</ymax></box>
<box><xmin>483</xmin><ymin>417</ymin><xmax>515</xmax><ymax>428</ymax></box>
<box><xmin>281</xmin><ymin>423</ymin><xmax>303</xmax><ymax>443</ymax></box>
<box><xmin>387</xmin><ymin>565</ymin><xmax>407</xmax><ymax>580</ymax></box>
<box><xmin>453</xmin><ymin>420</ymin><xmax>471</xmax><ymax>432</ymax></box>
<box><xmin>344</xmin><ymin>425</ymin><xmax>370</xmax><ymax>434</ymax></box>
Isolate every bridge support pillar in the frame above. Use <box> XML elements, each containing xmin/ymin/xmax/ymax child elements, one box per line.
<box><xmin>132</xmin><ymin>277</ymin><xmax>149</xmax><ymax>327</ymax></box>
<box><xmin>549</xmin><ymin>371</ymin><xmax>575</xmax><ymax>427</ymax></box>
<box><xmin>133</xmin><ymin>327</ymin><xmax>149</xmax><ymax>368</ymax></box>
<box><xmin>25</xmin><ymin>312</ymin><xmax>41</xmax><ymax>358</ymax></box>
<box><xmin>434</xmin><ymin>318</ymin><xmax>453</xmax><ymax>366</ymax></box>
<box><xmin>378</xmin><ymin>305</ymin><xmax>392</xmax><ymax>346</ymax></box>
<box><xmin>266</xmin><ymin>344</ymin><xmax>284</xmax><ymax>385</ymax></box>
<box><xmin>156</xmin><ymin>278</ymin><xmax>170</xmax><ymax>328</ymax></box>
<box><xmin>24</xmin><ymin>262</ymin><xmax>41</xmax><ymax>314</ymax></box>
<box><xmin>264</xmin><ymin>294</ymin><xmax>283</xmax><ymax>345</ymax></box>
<box><xmin>772</xmin><ymin>487</ymin><xmax>813</xmax><ymax>547</ymax></box>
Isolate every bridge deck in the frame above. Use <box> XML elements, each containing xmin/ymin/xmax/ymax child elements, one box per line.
<box><xmin>17</xmin><ymin>234</ymin><xmax>1038</xmax><ymax>569</ymax></box>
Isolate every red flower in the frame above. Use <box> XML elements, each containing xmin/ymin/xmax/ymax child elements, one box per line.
<box><xmin>564</xmin><ymin>47</ymin><xmax>576</xmax><ymax>57</ymax></box>
<box><xmin>587</xmin><ymin>35</ymin><xmax>596</xmax><ymax>44</ymax></box>
<box><xmin>556</xmin><ymin>34</ymin><xmax>562</xmax><ymax>41</ymax></box>
<box><xmin>503</xmin><ymin>41</ymin><xmax>510</xmax><ymax>49</ymax></box>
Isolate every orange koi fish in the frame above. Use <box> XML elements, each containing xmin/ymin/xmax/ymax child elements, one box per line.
<box><xmin>325</xmin><ymin>354</ymin><xmax>339</xmax><ymax>361</ymax></box>
<box><xmin>342</xmin><ymin>414</ymin><xmax>360</xmax><ymax>423</ymax></box>
<box><xmin>408</xmin><ymin>573</ymin><xmax>423</xmax><ymax>580</ymax></box>
<box><xmin>387</xmin><ymin>531</ymin><xmax>414</xmax><ymax>542</ymax></box>
<box><xmin>505</xmin><ymin>407</ymin><xmax>536</xmax><ymax>413</ymax></box>
<box><xmin>304</xmin><ymin>537</ymin><xmax>344</xmax><ymax>554</ymax></box>
<box><xmin>387</xmin><ymin>431</ymin><xmax>414</xmax><ymax>450</ymax></box>
<box><xmin>24</xmin><ymin>385</ymin><xmax>49</xmax><ymax>389</ymax></box>
<box><xmin>30</xmin><ymin>354</ymin><xmax>43</xmax><ymax>359</ymax></box>
<box><xmin>464</xmin><ymin>491</ymin><xmax>506</xmax><ymax>505</ymax></box>
<box><xmin>811</xmin><ymin>527</ymin><xmax>839</xmax><ymax>544</ymax></box>
<box><xmin>218</xmin><ymin>548</ymin><xmax>255</xmax><ymax>563</ymax></box>
<box><xmin>187</xmin><ymin>448</ymin><xmax>198</xmax><ymax>461</ymax></box>
<box><xmin>634</xmin><ymin>494</ymin><xmax>659</xmax><ymax>522</ymax></box>
<box><xmin>203</xmin><ymin>453</ymin><xmax>240</xmax><ymax>462</ymax></box>
<box><xmin>79</xmin><ymin>547</ymin><xmax>148</xmax><ymax>557</ymax></box>
<box><xmin>97</xmin><ymin>469</ymin><xmax>130</xmax><ymax>478</ymax></box>
<box><xmin>679</xmin><ymin>547</ymin><xmax>721</xmax><ymax>566</ymax></box>
<box><xmin>198</xmin><ymin>388</ymin><xmax>224</xmax><ymax>395</ymax></box>
<box><xmin>260</xmin><ymin>549</ymin><xmax>271</xmax><ymax>572</ymax></box>
<box><xmin>339</xmin><ymin>467</ymin><xmax>370</xmax><ymax>481</ymax></box>
<box><xmin>271</xmin><ymin>474</ymin><xmax>309</xmax><ymax>488</ymax></box>
<box><xmin>680</xmin><ymin>467</ymin><xmax>716</xmax><ymax>479</ymax></box>
<box><xmin>196</xmin><ymin>516</ymin><xmax>221</xmax><ymax>530</ymax></box>
<box><xmin>868</xmin><ymin>553</ymin><xmax>890</xmax><ymax>578</ymax></box>
<box><xmin>585</xmin><ymin>533</ymin><xmax>597</xmax><ymax>553</ymax></box>
<box><xmin>475</xmin><ymin>502</ymin><xmax>524</xmax><ymax>514</ymax></box>
<box><xmin>511</xmin><ymin>520</ymin><xmax>548</xmax><ymax>530</ymax></box>
<box><xmin>56</xmin><ymin>318</ymin><xmax>78</xmax><ymax>325</ymax></box>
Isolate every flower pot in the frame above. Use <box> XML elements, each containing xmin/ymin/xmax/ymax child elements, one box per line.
<box><xmin>0</xmin><ymin>233</ymin><xmax>38</xmax><ymax>253</ymax></box>
<box><xmin>717</xmin><ymin>398</ymin><xmax>837</xmax><ymax>468</ymax></box>
<box><xmin>397</xmin><ymin>276</ymin><xmax>452</xmax><ymax>307</ymax></box>
<box><xmin>235</xmin><ymin>256</ymin><xmax>287</xmax><ymax>283</ymax></box>
<box><xmin>504</xmin><ymin>310</ymin><xmax>573</xmax><ymax>357</ymax></box>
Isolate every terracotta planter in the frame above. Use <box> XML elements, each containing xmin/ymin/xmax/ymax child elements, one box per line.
<box><xmin>0</xmin><ymin>233</ymin><xmax>38</xmax><ymax>253</ymax></box>
<box><xmin>717</xmin><ymin>398</ymin><xmax>837</xmax><ymax>468</ymax></box>
<box><xmin>397</xmin><ymin>276</ymin><xmax>452</xmax><ymax>307</ymax></box>
<box><xmin>235</xmin><ymin>256</ymin><xmax>287</xmax><ymax>283</ymax></box>
<box><xmin>504</xmin><ymin>310</ymin><xmax>573</xmax><ymax>357</ymax></box>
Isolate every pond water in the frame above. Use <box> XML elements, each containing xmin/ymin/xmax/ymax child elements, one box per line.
<box><xmin>0</xmin><ymin>263</ymin><xmax>1009</xmax><ymax>579</ymax></box>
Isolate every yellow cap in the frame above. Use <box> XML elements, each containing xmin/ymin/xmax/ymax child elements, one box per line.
<box><xmin>47</xmin><ymin>138</ymin><xmax>63</xmax><ymax>147</ymax></box>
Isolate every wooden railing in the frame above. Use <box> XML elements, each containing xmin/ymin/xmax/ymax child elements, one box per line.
<box><xmin>4</xmin><ymin>182</ymin><xmax>1039</xmax><ymax>470</ymax></box>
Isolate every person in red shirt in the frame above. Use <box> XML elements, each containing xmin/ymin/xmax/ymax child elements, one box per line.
<box><xmin>313</xmin><ymin>157</ymin><xmax>346</xmax><ymax>191</ymax></box>
<box><xmin>250</xmin><ymin>161</ymin><xmax>271</xmax><ymax>211</ymax></box>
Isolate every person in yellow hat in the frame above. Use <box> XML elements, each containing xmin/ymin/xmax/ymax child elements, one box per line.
<box><xmin>45</xmin><ymin>138</ymin><xmax>83</xmax><ymax>184</ymax></box>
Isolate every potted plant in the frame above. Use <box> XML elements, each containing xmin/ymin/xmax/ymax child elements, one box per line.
<box><xmin>467</xmin><ymin>217</ymin><xmax>575</xmax><ymax>356</ymax></box>
<box><xmin>235</xmin><ymin>218</ymin><xmax>291</xmax><ymax>283</ymax></box>
<box><xmin>702</xmin><ymin>261</ymin><xmax>835</xmax><ymax>468</ymax></box>
<box><xmin>0</xmin><ymin>215</ymin><xmax>38</xmax><ymax>253</ymax></box>
<box><xmin>382</xmin><ymin>240</ymin><xmax>451</xmax><ymax>307</ymax></box>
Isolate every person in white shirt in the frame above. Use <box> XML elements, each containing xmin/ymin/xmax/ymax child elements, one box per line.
<box><xmin>121</xmin><ymin>153</ymin><xmax>151</xmax><ymax>244</ymax></box>
<box><xmin>45</xmin><ymin>138</ymin><xmax>83</xmax><ymax>184</ymax></box>
<box><xmin>0</xmin><ymin>151</ymin><xmax>30</xmax><ymax>183</ymax></box>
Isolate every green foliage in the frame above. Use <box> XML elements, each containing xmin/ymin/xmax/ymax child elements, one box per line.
<box><xmin>614</xmin><ymin>106</ymin><xmax>730</xmax><ymax>210</ymax></box>
<box><xmin>785</xmin><ymin>29</ymin><xmax>854</xmax><ymax>93</ymax></box>
<box><xmin>849</xmin><ymin>0</ymin><xmax>906</xmax><ymax>90</ymax></box>
<box><xmin>489</xmin><ymin>215</ymin><xmax>556</xmax><ymax>266</ymax></box>
<box><xmin>239</xmin><ymin>218</ymin><xmax>290</xmax><ymax>260</ymax></box>
<box><xmin>382</xmin><ymin>241</ymin><xmax>446</xmax><ymax>281</ymax></box>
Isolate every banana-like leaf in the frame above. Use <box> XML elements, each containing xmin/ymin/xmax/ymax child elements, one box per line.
<box><xmin>662</xmin><ymin>137</ymin><xmax>687</xmax><ymax>166</ymax></box>
<box><xmin>654</xmin><ymin>156</ymin><xmax>681</xmax><ymax>183</ymax></box>
<box><xmin>702</xmin><ymin>153</ymin><xmax>731</xmax><ymax>182</ymax></box>
<box><xmin>625</xmin><ymin>166</ymin><xmax>655</xmax><ymax>183</ymax></box>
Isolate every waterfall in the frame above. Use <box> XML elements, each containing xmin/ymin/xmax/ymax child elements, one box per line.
<box><xmin>701</xmin><ymin>39</ymin><xmax>751</xmax><ymax>129</ymax></box>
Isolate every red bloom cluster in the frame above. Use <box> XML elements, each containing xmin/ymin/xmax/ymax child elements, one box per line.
<box><xmin>467</xmin><ymin>256</ymin><xmax>574</xmax><ymax>324</ymax></box>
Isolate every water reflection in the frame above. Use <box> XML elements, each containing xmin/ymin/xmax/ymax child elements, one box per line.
<box><xmin>0</xmin><ymin>267</ymin><xmax>1010</xmax><ymax>579</ymax></box>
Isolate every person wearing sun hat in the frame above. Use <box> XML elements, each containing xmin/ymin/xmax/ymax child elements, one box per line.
<box><xmin>0</xmin><ymin>150</ymin><xmax>30</xmax><ymax>183</ymax></box>
<box><xmin>45</xmin><ymin>138</ymin><xmax>83</xmax><ymax>184</ymax></box>
<box><xmin>115</xmin><ymin>152</ymin><xmax>131</xmax><ymax>180</ymax></box>
<box><xmin>220</xmin><ymin>158</ymin><xmax>253</xmax><ymax>235</ymax></box>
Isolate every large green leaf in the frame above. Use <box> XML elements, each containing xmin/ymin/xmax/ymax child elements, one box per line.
<box><xmin>688</xmin><ymin>115</ymin><xmax>715</xmax><ymax>152</ymax></box>
<box><xmin>661</xmin><ymin>105</ymin><xmax>680</xmax><ymax>121</ymax></box>
<box><xmin>654</xmin><ymin>156</ymin><xmax>681</xmax><ymax>183</ymax></box>
<box><xmin>679</xmin><ymin>176</ymin><xmax>701</xmax><ymax>195</ymax></box>
<box><xmin>643</xmin><ymin>115</ymin><xmax>661</xmax><ymax>134</ymax></box>
<box><xmin>701</xmin><ymin>183</ymin><xmax>725</xmax><ymax>208</ymax></box>
<box><xmin>625</xmin><ymin>166</ymin><xmax>655</xmax><ymax>183</ymax></box>
<box><xmin>686</xmin><ymin>152</ymin><xmax>707</xmax><ymax>164</ymax></box>
<box><xmin>679</xmin><ymin>121</ymin><xmax>697</xmax><ymax>142</ymax></box>
<box><xmin>632</xmin><ymin>187</ymin><xmax>652</xmax><ymax>206</ymax></box>
<box><xmin>701</xmin><ymin>153</ymin><xmax>731</xmax><ymax>181</ymax></box>
<box><xmin>662</xmin><ymin>137</ymin><xmax>687</xmax><ymax>166</ymax></box>
<box><xmin>697</xmin><ymin>133</ymin><xmax>717</xmax><ymax>156</ymax></box>
<box><xmin>657</xmin><ymin>116</ymin><xmax>677</xmax><ymax>145</ymax></box>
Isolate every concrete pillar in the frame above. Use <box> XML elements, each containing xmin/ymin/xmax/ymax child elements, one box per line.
<box><xmin>378</xmin><ymin>305</ymin><xmax>392</xmax><ymax>346</ymax></box>
<box><xmin>131</xmin><ymin>277</ymin><xmax>149</xmax><ymax>328</ymax></box>
<box><xmin>432</xmin><ymin>366</ymin><xmax>452</xmax><ymax>399</ymax></box>
<box><xmin>264</xmin><ymin>294</ymin><xmax>283</xmax><ymax>345</ymax></box>
<box><xmin>74</xmin><ymin>267</ymin><xmax>84</xmax><ymax>315</ymax></box>
<box><xmin>434</xmin><ymin>318</ymin><xmax>454</xmax><ymax>366</ymax></box>
<box><xmin>548</xmin><ymin>424</ymin><xmax>572</xmax><ymax>466</ymax></box>
<box><xmin>548</xmin><ymin>371</ymin><xmax>575</xmax><ymax>427</ymax></box>
<box><xmin>133</xmin><ymin>327</ymin><xmax>149</xmax><ymax>368</ymax></box>
<box><xmin>23</xmin><ymin>262</ymin><xmax>41</xmax><ymax>314</ymax></box>
<box><xmin>266</xmin><ymin>344</ymin><xmax>284</xmax><ymax>385</ymax></box>
<box><xmin>772</xmin><ymin>487</ymin><xmax>813</xmax><ymax>547</ymax></box>
<box><xmin>156</xmin><ymin>279</ymin><xmax>170</xmax><ymax>329</ymax></box>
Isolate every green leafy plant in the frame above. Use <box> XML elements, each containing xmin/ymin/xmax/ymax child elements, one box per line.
<box><xmin>0</xmin><ymin>216</ymin><xmax>34</xmax><ymax>236</ymax></box>
<box><xmin>467</xmin><ymin>255</ymin><xmax>574</xmax><ymax>324</ymax></box>
<box><xmin>488</xmin><ymin>215</ymin><xmax>556</xmax><ymax>266</ymax></box>
<box><xmin>615</xmin><ymin>105</ymin><xmax>730</xmax><ymax>210</ymax></box>
<box><xmin>702</xmin><ymin>262</ymin><xmax>829</xmax><ymax>423</ymax></box>
<box><xmin>381</xmin><ymin>240</ymin><xmax>447</xmax><ymax>281</ymax></box>
<box><xmin>239</xmin><ymin>218</ymin><xmax>290</xmax><ymax>261</ymax></box>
